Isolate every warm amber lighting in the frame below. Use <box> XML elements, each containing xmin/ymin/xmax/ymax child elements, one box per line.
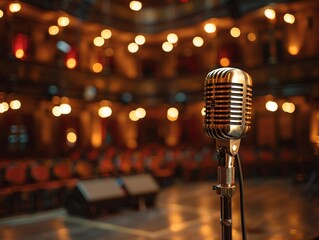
<box><xmin>129</xmin><ymin>1</ymin><xmax>142</xmax><ymax>11</ymax></box>
<box><xmin>129</xmin><ymin>110</ymin><xmax>139</xmax><ymax>121</ymax></box>
<box><xmin>135</xmin><ymin>107</ymin><xmax>146</xmax><ymax>119</ymax></box>
<box><xmin>92</xmin><ymin>63</ymin><xmax>103</xmax><ymax>73</ymax></box>
<box><xmin>288</xmin><ymin>45</ymin><xmax>299</xmax><ymax>55</ymax></box>
<box><xmin>310</xmin><ymin>112</ymin><xmax>319</xmax><ymax>145</ymax></box>
<box><xmin>52</xmin><ymin>96</ymin><xmax>60</xmax><ymax>105</ymax></box>
<box><xmin>282</xmin><ymin>102</ymin><xmax>295</xmax><ymax>113</ymax></box>
<box><xmin>167</xmin><ymin>107</ymin><xmax>179</xmax><ymax>121</ymax></box>
<box><xmin>105</xmin><ymin>48</ymin><xmax>114</xmax><ymax>57</ymax></box>
<box><xmin>98</xmin><ymin>106</ymin><xmax>112</xmax><ymax>118</ymax></box>
<box><xmin>0</xmin><ymin>10</ymin><xmax>4</xmax><ymax>18</ymax></box>
<box><xmin>52</xmin><ymin>106</ymin><xmax>62</xmax><ymax>117</ymax></box>
<box><xmin>193</xmin><ymin>36</ymin><xmax>204</xmax><ymax>47</ymax></box>
<box><xmin>264</xmin><ymin>8</ymin><xmax>276</xmax><ymax>20</ymax></box>
<box><xmin>61</xmin><ymin>96</ymin><xmax>69</xmax><ymax>104</ymax></box>
<box><xmin>60</xmin><ymin>103</ymin><xmax>71</xmax><ymax>114</ymax></box>
<box><xmin>0</xmin><ymin>104</ymin><xmax>6</xmax><ymax>113</ymax></box>
<box><xmin>284</xmin><ymin>13</ymin><xmax>295</xmax><ymax>24</ymax></box>
<box><xmin>66</xmin><ymin>131</ymin><xmax>77</xmax><ymax>144</ymax></box>
<box><xmin>93</xmin><ymin>36</ymin><xmax>105</xmax><ymax>47</ymax></box>
<box><xmin>128</xmin><ymin>42</ymin><xmax>139</xmax><ymax>53</ymax></box>
<box><xmin>58</xmin><ymin>16</ymin><xmax>70</xmax><ymax>27</ymax></box>
<box><xmin>204</xmin><ymin>23</ymin><xmax>216</xmax><ymax>33</ymax></box>
<box><xmin>100</xmin><ymin>99</ymin><xmax>111</xmax><ymax>107</ymax></box>
<box><xmin>101</xmin><ymin>29</ymin><xmax>112</xmax><ymax>39</ymax></box>
<box><xmin>266</xmin><ymin>101</ymin><xmax>278</xmax><ymax>112</ymax></box>
<box><xmin>48</xmin><ymin>25</ymin><xmax>59</xmax><ymax>35</ymax></box>
<box><xmin>162</xmin><ymin>42</ymin><xmax>173</xmax><ymax>52</ymax></box>
<box><xmin>66</xmin><ymin>58</ymin><xmax>77</xmax><ymax>69</ymax></box>
<box><xmin>3</xmin><ymin>102</ymin><xmax>9</xmax><ymax>111</ymax></box>
<box><xmin>167</xmin><ymin>33</ymin><xmax>178</xmax><ymax>44</ymax></box>
<box><xmin>127</xmin><ymin>139</ymin><xmax>137</xmax><ymax>149</ymax></box>
<box><xmin>10</xmin><ymin>100</ymin><xmax>21</xmax><ymax>110</ymax></box>
<box><xmin>135</xmin><ymin>35</ymin><xmax>146</xmax><ymax>45</ymax></box>
<box><xmin>201</xmin><ymin>107</ymin><xmax>205</xmax><ymax>116</ymax></box>
<box><xmin>247</xmin><ymin>32</ymin><xmax>257</xmax><ymax>42</ymax></box>
<box><xmin>0</xmin><ymin>102</ymin><xmax>9</xmax><ymax>113</ymax></box>
<box><xmin>9</xmin><ymin>3</ymin><xmax>21</xmax><ymax>13</ymax></box>
<box><xmin>230</xmin><ymin>27</ymin><xmax>241</xmax><ymax>38</ymax></box>
<box><xmin>220</xmin><ymin>57</ymin><xmax>230</xmax><ymax>67</ymax></box>
<box><xmin>200</xmin><ymin>224</ymin><xmax>213</xmax><ymax>237</ymax></box>
<box><xmin>0</xmin><ymin>102</ymin><xmax>9</xmax><ymax>112</ymax></box>
<box><xmin>15</xmin><ymin>49</ymin><xmax>25</xmax><ymax>59</ymax></box>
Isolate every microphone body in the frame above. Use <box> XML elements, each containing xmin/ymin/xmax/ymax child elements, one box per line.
<box><xmin>204</xmin><ymin>67</ymin><xmax>252</xmax><ymax>240</ymax></box>
<box><xmin>204</xmin><ymin>67</ymin><xmax>252</xmax><ymax>155</ymax></box>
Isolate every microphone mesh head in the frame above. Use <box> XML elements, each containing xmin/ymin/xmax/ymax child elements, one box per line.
<box><xmin>204</xmin><ymin>68</ymin><xmax>252</xmax><ymax>140</ymax></box>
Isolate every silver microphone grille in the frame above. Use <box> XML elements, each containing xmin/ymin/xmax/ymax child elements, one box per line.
<box><xmin>204</xmin><ymin>68</ymin><xmax>252</xmax><ymax>140</ymax></box>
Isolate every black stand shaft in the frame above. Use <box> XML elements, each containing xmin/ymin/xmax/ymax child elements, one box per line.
<box><xmin>221</xmin><ymin>196</ymin><xmax>232</xmax><ymax>240</ymax></box>
<box><xmin>213</xmin><ymin>146</ymin><xmax>236</xmax><ymax>240</ymax></box>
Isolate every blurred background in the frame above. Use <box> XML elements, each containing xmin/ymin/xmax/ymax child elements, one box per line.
<box><xmin>0</xmin><ymin>0</ymin><xmax>319</xmax><ymax>218</ymax></box>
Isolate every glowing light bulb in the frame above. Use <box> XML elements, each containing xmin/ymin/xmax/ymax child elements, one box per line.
<box><xmin>284</xmin><ymin>13</ymin><xmax>295</xmax><ymax>24</ymax></box>
<box><xmin>220</xmin><ymin>57</ymin><xmax>230</xmax><ymax>67</ymax></box>
<box><xmin>204</xmin><ymin>23</ymin><xmax>216</xmax><ymax>33</ymax></box>
<box><xmin>193</xmin><ymin>36</ymin><xmax>204</xmax><ymax>47</ymax></box>
<box><xmin>230</xmin><ymin>27</ymin><xmax>241</xmax><ymax>38</ymax></box>
<box><xmin>93</xmin><ymin>36</ymin><xmax>105</xmax><ymax>47</ymax></box>
<box><xmin>48</xmin><ymin>25</ymin><xmax>59</xmax><ymax>35</ymax></box>
<box><xmin>167</xmin><ymin>33</ymin><xmax>178</xmax><ymax>44</ymax></box>
<box><xmin>167</xmin><ymin>107</ymin><xmax>179</xmax><ymax>121</ymax></box>
<box><xmin>264</xmin><ymin>8</ymin><xmax>276</xmax><ymax>20</ymax></box>
<box><xmin>247</xmin><ymin>32</ymin><xmax>256</xmax><ymax>42</ymax></box>
<box><xmin>101</xmin><ymin>29</ymin><xmax>112</xmax><ymax>39</ymax></box>
<box><xmin>98</xmin><ymin>106</ymin><xmax>112</xmax><ymax>118</ymax></box>
<box><xmin>265</xmin><ymin>101</ymin><xmax>278</xmax><ymax>112</ymax></box>
<box><xmin>130</xmin><ymin>1</ymin><xmax>142</xmax><ymax>11</ymax></box>
<box><xmin>162</xmin><ymin>42</ymin><xmax>173</xmax><ymax>52</ymax></box>
<box><xmin>135</xmin><ymin>107</ymin><xmax>146</xmax><ymax>119</ymax></box>
<box><xmin>128</xmin><ymin>42</ymin><xmax>139</xmax><ymax>53</ymax></box>
<box><xmin>10</xmin><ymin>100</ymin><xmax>21</xmax><ymax>110</ymax></box>
<box><xmin>58</xmin><ymin>16</ymin><xmax>70</xmax><ymax>27</ymax></box>
<box><xmin>9</xmin><ymin>3</ymin><xmax>21</xmax><ymax>13</ymax></box>
<box><xmin>66</xmin><ymin>58</ymin><xmax>77</xmax><ymax>69</ymax></box>
<box><xmin>92</xmin><ymin>63</ymin><xmax>103</xmax><ymax>73</ymax></box>
<box><xmin>135</xmin><ymin>35</ymin><xmax>146</xmax><ymax>45</ymax></box>
<box><xmin>282</xmin><ymin>102</ymin><xmax>295</xmax><ymax>113</ymax></box>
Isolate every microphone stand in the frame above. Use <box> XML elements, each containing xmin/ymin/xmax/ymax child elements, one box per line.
<box><xmin>213</xmin><ymin>139</ymin><xmax>240</xmax><ymax>240</ymax></box>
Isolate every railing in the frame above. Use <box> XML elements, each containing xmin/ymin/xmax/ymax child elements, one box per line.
<box><xmin>1</xmin><ymin>56</ymin><xmax>319</xmax><ymax>103</ymax></box>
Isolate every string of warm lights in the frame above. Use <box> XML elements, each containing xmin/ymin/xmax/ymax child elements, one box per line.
<box><xmin>0</xmin><ymin>99</ymin><xmax>21</xmax><ymax>113</ymax></box>
<box><xmin>0</xmin><ymin>0</ymin><xmax>300</xmax><ymax>121</ymax></box>
<box><xmin>3</xmin><ymin>1</ymin><xmax>299</xmax><ymax>68</ymax></box>
<box><xmin>265</xmin><ymin>100</ymin><xmax>296</xmax><ymax>113</ymax></box>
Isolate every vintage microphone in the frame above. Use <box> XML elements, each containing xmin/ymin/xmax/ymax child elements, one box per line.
<box><xmin>204</xmin><ymin>67</ymin><xmax>252</xmax><ymax>240</ymax></box>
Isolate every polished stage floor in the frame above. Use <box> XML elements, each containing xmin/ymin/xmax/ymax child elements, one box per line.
<box><xmin>0</xmin><ymin>178</ymin><xmax>318</xmax><ymax>240</ymax></box>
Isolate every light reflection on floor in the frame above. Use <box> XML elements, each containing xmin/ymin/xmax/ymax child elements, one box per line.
<box><xmin>0</xmin><ymin>178</ymin><xmax>318</xmax><ymax>240</ymax></box>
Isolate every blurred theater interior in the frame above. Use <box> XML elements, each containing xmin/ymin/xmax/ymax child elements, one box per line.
<box><xmin>0</xmin><ymin>0</ymin><xmax>319</xmax><ymax>239</ymax></box>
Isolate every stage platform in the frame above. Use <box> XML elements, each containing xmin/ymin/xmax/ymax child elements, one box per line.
<box><xmin>0</xmin><ymin>178</ymin><xmax>318</xmax><ymax>240</ymax></box>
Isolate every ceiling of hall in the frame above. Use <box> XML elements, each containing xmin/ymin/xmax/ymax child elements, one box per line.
<box><xmin>20</xmin><ymin>0</ymin><xmax>285</xmax><ymax>33</ymax></box>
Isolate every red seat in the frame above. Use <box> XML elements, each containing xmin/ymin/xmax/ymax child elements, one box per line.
<box><xmin>3</xmin><ymin>162</ymin><xmax>36</xmax><ymax>214</ymax></box>
<box><xmin>52</xmin><ymin>162</ymin><xmax>72</xmax><ymax>180</ymax></box>
<box><xmin>30</xmin><ymin>163</ymin><xmax>50</xmax><ymax>182</ymax></box>
<box><xmin>5</xmin><ymin>163</ymin><xmax>27</xmax><ymax>185</ymax></box>
<box><xmin>74</xmin><ymin>160</ymin><xmax>94</xmax><ymax>179</ymax></box>
<box><xmin>99</xmin><ymin>157</ymin><xmax>115</xmax><ymax>176</ymax></box>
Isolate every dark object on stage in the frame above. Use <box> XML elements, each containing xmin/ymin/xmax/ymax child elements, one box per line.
<box><xmin>65</xmin><ymin>177</ymin><xmax>126</xmax><ymax>217</ymax></box>
<box><xmin>121</xmin><ymin>174</ymin><xmax>160</xmax><ymax>209</ymax></box>
<box><xmin>65</xmin><ymin>174</ymin><xmax>159</xmax><ymax>217</ymax></box>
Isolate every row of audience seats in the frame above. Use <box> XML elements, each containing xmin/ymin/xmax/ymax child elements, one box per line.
<box><xmin>0</xmin><ymin>143</ymin><xmax>308</xmax><ymax>217</ymax></box>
